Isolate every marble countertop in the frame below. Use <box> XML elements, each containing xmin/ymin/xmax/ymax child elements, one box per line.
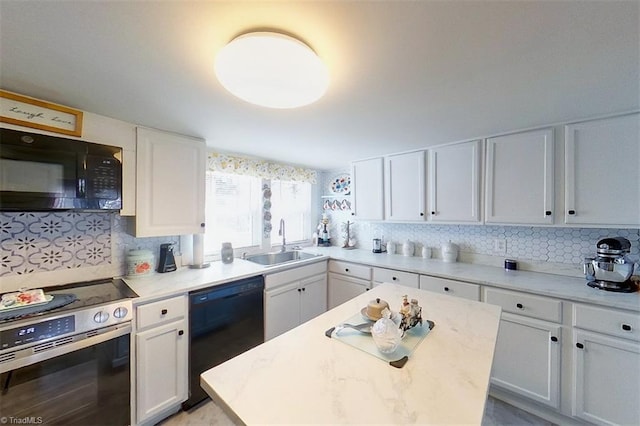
<box><xmin>305</xmin><ymin>247</ymin><xmax>640</xmax><ymax>312</ymax></box>
<box><xmin>201</xmin><ymin>283</ymin><xmax>502</xmax><ymax>425</ymax></box>
<box><xmin>123</xmin><ymin>246</ymin><xmax>639</xmax><ymax>312</ymax></box>
<box><xmin>123</xmin><ymin>255</ymin><xmax>328</xmax><ymax>302</ymax></box>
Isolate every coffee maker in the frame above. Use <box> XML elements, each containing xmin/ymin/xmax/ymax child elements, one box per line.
<box><xmin>583</xmin><ymin>237</ymin><xmax>637</xmax><ymax>292</ymax></box>
<box><xmin>157</xmin><ymin>243</ymin><xmax>177</xmax><ymax>273</ymax></box>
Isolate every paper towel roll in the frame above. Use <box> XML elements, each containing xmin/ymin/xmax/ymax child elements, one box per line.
<box><xmin>193</xmin><ymin>233</ymin><xmax>204</xmax><ymax>266</ymax></box>
<box><xmin>180</xmin><ymin>234</ymin><xmax>194</xmax><ymax>265</ymax></box>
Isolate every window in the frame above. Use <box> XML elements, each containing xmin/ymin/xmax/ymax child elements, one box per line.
<box><xmin>204</xmin><ymin>171</ymin><xmax>262</xmax><ymax>254</ymax></box>
<box><xmin>270</xmin><ymin>180</ymin><xmax>312</xmax><ymax>244</ymax></box>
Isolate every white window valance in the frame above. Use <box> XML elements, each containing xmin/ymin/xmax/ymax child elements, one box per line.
<box><xmin>207</xmin><ymin>152</ymin><xmax>317</xmax><ymax>184</ymax></box>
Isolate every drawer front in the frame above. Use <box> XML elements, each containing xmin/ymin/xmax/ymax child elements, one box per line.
<box><xmin>419</xmin><ymin>275</ymin><xmax>480</xmax><ymax>301</ymax></box>
<box><xmin>137</xmin><ymin>295</ymin><xmax>187</xmax><ymax>330</ymax></box>
<box><xmin>328</xmin><ymin>260</ymin><xmax>371</xmax><ymax>281</ymax></box>
<box><xmin>573</xmin><ymin>304</ymin><xmax>640</xmax><ymax>342</ymax></box>
<box><xmin>373</xmin><ymin>267</ymin><xmax>419</xmax><ymax>288</ymax></box>
<box><xmin>484</xmin><ymin>287</ymin><xmax>562</xmax><ymax>322</ymax></box>
<box><xmin>265</xmin><ymin>260</ymin><xmax>327</xmax><ymax>289</ymax></box>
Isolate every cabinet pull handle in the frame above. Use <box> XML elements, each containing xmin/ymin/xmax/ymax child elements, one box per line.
<box><xmin>161</xmin><ymin>309</ymin><xmax>168</xmax><ymax>315</ymax></box>
<box><xmin>516</xmin><ymin>303</ymin><xmax>523</xmax><ymax>309</ymax></box>
<box><xmin>443</xmin><ymin>287</ymin><xmax>450</xmax><ymax>292</ymax></box>
<box><xmin>545</xmin><ymin>211</ymin><xmax>552</xmax><ymax>216</ymax></box>
<box><xmin>622</xmin><ymin>324</ymin><xmax>632</xmax><ymax>331</ymax></box>
<box><xmin>178</xmin><ymin>330</ymin><xmax>184</xmax><ymax>336</ymax></box>
<box><xmin>550</xmin><ymin>336</ymin><xmax>558</xmax><ymax>342</ymax></box>
<box><xmin>576</xmin><ymin>342</ymin><xmax>584</xmax><ymax>349</ymax></box>
<box><xmin>392</xmin><ymin>277</ymin><xmax>397</xmax><ymax>281</ymax></box>
<box><xmin>568</xmin><ymin>210</ymin><xmax>576</xmax><ymax>215</ymax></box>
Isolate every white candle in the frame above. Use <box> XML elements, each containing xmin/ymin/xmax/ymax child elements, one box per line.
<box><xmin>193</xmin><ymin>233</ymin><xmax>204</xmax><ymax>266</ymax></box>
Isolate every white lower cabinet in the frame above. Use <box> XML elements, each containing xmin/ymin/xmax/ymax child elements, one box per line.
<box><xmin>327</xmin><ymin>260</ymin><xmax>372</xmax><ymax>309</ymax></box>
<box><xmin>572</xmin><ymin>304</ymin><xmax>640</xmax><ymax>425</ymax></box>
<box><xmin>491</xmin><ymin>313</ymin><xmax>561</xmax><ymax>408</ymax></box>
<box><xmin>328</xmin><ymin>272</ymin><xmax>371</xmax><ymax>309</ymax></box>
<box><xmin>264</xmin><ymin>261</ymin><xmax>328</xmax><ymax>340</ymax></box>
<box><xmin>419</xmin><ymin>275</ymin><xmax>480</xmax><ymax>301</ymax></box>
<box><xmin>372</xmin><ymin>267</ymin><xmax>419</xmax><ymax>288</ymax></box>
<box><xmin>135</xmin><ymin>295</ymin><xmax>188</xmax><ymax>425</ymax></box>
<box><xmin>484</xmin><ymin>287</ymin><xmax>562</xmax><ymax>409</ymax></box>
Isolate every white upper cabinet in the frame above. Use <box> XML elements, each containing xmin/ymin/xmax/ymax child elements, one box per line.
<box><xmin>428</xmin><ymin>140</ymin><xmax>481</xmax><ymax>223</ymax></box>
<box><xmin>564</xmin><ymin>113</ymin><xmax>640</xmax><ymax>227</ymax></box>
<box><xmin>384</xmin><ymin>151</ymin><xmax>426</xmax><ymax>221</ymax></box>
<box><xmin>485</xmin><ymin>128</ymin><xmax>554</xmax><ymax>224</ymax></box>
<box><xmin>135</xmin><ymin>127</ymin><xmax>206</xmax><ymax>237</ymax></box>
<box><xmin>351</xmin><ymin>157</ymin><xmax>384</xmax><ymax>221</ymax></box>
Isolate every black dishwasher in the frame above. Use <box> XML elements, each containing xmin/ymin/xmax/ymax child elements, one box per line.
<box><xmin>183</xmin><ymin>275</ymin><xmax>265</xmax><ymax>409</ymax></box>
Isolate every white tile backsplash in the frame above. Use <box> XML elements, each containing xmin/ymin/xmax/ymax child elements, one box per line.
<box><xmin>318</xmin><ymin>169</ymin><xmax>640</xmax><ymax>276</ymax></box>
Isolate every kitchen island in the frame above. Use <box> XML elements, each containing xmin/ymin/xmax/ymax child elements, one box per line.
<box><xmin>201</xmin><ymin>282</ymin><xmax>502</xmax><ymax>425</ymax></box>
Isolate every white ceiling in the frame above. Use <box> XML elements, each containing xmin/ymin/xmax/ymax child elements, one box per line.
<box><xmin>1</xmin><ymin>1</ymin><xmax>638</xmax><ymax>170</ymax></box>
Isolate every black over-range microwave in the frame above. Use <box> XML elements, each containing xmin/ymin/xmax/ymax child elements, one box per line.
<box><xmin>0</xmin><ymin>128</ymin><xmax>123</xmax><ymax>211</ymax></box>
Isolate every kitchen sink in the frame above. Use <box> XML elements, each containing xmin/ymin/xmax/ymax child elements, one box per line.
<box><xmin>245</xmin><ymin>251</ymin><xmax>321</xmax><ymax>266</ymax></box>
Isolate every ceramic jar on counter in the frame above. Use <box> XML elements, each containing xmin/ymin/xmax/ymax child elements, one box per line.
<box><xmin>126</xmin><ymin>249</ymin><xmax>154</xmax><ymax>277</ymax></box>
<box><xmin>441</xmin><ymin>241</ymin><xmax>459</xmax><ymax>263</ymax></box>
<box><xmin>402</xmin><ymin>240</ymin><xmax>415</xmax><ymax>256</ymax></box>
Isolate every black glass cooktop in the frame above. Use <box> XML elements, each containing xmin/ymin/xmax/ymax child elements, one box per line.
<box><xmin>0</xmin><ymin>279</ymin><xmax>138</xmax><ymax>324</ymax></box>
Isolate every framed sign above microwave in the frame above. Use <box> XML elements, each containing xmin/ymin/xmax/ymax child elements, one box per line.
<box><xmin>0</xmin><ymin>90</ymin><xmax>83</xmax><ymax>137</ymax></box>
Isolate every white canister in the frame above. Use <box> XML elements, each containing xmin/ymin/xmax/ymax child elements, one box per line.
<box><xmin>386</xmin><ymin>241</ymin><xmax>396</xmax><ymax>254</ymax></box>
<box><xmin>441</xmin><ymin>241</ymin><xmax>459</xmax><ymax>263</ymax></box>
<box><xmin>421</xmin><ymin>246</ymin><xmax>432</xmax><ymax>259</ymax></box>
<box><xmin>126</xmin><ymin>249</ymin><xmax>154</xmax><ymax>277</ymax></box>
<box><xmin>402</xmin><ymin>240</ymin><xmax>415</xmax><ymax>256</ymax></box>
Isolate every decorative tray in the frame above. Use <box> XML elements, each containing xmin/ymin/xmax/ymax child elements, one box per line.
<box><xmin>325</xmin><ymin>312</ymin><xmax>435</xmax><ymax>368</ymax></box>
<box><xmin>0</xmin><ymin>295</ymin><xmax>53</xmax><ymax>311</ymax></box>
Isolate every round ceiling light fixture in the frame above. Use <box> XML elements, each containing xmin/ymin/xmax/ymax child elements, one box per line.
<box><xmin>215</xmin><ymin>31</ymin><xmax>329</xmax><ymax>109</ymax></box>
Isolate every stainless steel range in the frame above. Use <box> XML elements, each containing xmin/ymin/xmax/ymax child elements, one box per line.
<box><xmin>0</xmin><ymin>279</ymin><xmax>136</xmax><ymax>425</ymax></box>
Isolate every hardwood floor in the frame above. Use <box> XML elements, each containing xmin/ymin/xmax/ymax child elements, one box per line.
<box><xmin>159</xmin><ymin>396</ymin><xmax>555</xmax><ymax>425</ymax></box>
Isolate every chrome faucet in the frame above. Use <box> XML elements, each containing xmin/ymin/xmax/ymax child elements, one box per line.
<box><xmin>278</xmin><ymin>218</ymin><xmax>286</xmax><ymax>252</ymax></box>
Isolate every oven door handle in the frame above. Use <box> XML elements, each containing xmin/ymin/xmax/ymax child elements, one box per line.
<box><xmin>0</xmin><ymin>323</ymin><xmax>131</xmax><ymax>374</ymax></box>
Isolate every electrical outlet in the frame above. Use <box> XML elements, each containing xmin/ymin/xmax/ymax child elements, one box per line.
<box><xmin>493</xmin><ymin>239</ymin><xmax>507</xmax><ymax>254</ymax></box>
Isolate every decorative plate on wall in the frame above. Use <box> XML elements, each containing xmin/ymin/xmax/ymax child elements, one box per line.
<box><xmin>329</xmin><ymin>174</ymin><xmax>351</xmax><ymax>195</ymax></box>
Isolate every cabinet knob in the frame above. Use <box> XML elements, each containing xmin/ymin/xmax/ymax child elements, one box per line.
<box><xmin>200</xmin><ymin>223</ymin><xmax>205</xmax><ymax>227</ymax></box>
<box><xmin>550</xmin><ymin>336</ymin><xmax>558</xmax><ymax>342</ymax></box>
<box><xmin>161</xmin><ymin>309</ymin><xmax>168</xmax><ymax>315</ymax></box>
<box><xmin>420</xmin><ymin>212</ymin><xmax>424</xmax><ymax>216</ymax></box>
<box><xmin>576</xmin><ymin>342</ymin><xmax>584</xmax><ymax>349</ymax></box>
<box><xmin>178</xmin><ymin>330</ymin><xmax>184</xmax><ymax>336</ymax></box>
<box><xmin>297</xmin><ymin>288</ymin><xmax>302</xmax><ymax>292</ymax></box>
<box><xmin>622</xmin><ymin>324</ymin><xmax>632</xmax><ymax>331</ymax></box>
<box><xmin>345</xmin><ymin>268</ymin><xmax>349</xmax><ymax>272</ymax></box>
<box><xmin>431</xmin><ymin>211</ymin><xmax>436</xmax><ymax>215</ymax></box>
<box><xmin>392</xmin><ymin>277</ymin><xmax>397</xmax><ymax>281</ymax></box>
<box><xmin>443</xmin><ymin>287</ymin><xmax>450</xmax><ymax>292</ymax></box>
<box><xmin>302</xmin><ymin>287</ymin><xmax>306</xmax><ymax>292</ymax></box>
<box><xmin>351</xmin><ymin>212</ymin><xmax>355</xmax><ymax>216</ymax></box>
<box><xmin>545</xmin><ymin>211</ymin><xmax>552</xmax><ymax>216</ymax></box>
<box><xmin>516</xmin><ymin>303</ymin><xmax>523</xmax><ymax>309</ymax></box>
<box><xmin>568</xmin><ymin>210</ymin><xmax>576</xmax><ymax>215</ymax></box>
